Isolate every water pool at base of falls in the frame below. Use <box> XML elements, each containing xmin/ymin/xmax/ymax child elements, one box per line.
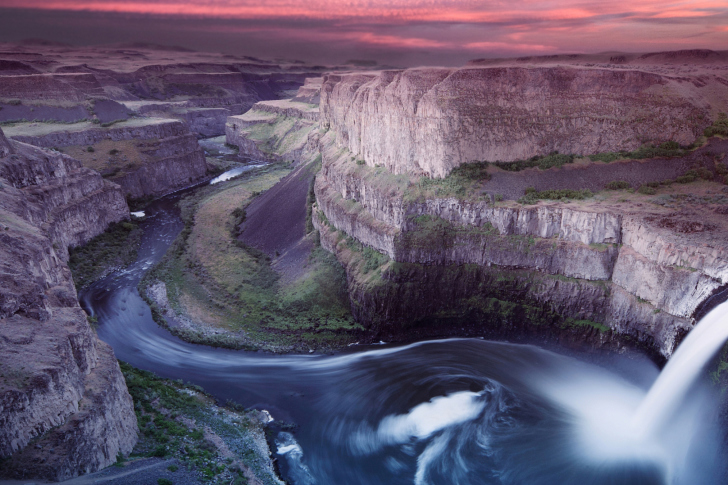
<box><xmin>79</xmin><ymin>167</ymin><xmax>728</xmax><ymax>485</ymax></box>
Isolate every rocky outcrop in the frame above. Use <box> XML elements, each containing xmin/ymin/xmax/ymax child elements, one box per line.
<box><xmin>7</xmin><ymin>119</ymin><xmax>208</xmax><ymax>199</ymax></box>
<box><xmin>292</xmin><ymin>77</ymin><xmax>323</xmax><ymax>105</ymax></box>
<box><xmin>320</xmin><ymin>68</ymin><xmax>713</xmax><ymax>178</ymax></box>
<box><xmin>226</xmin><ymin>100</ymin><xmax>319</xmax><ymax>163</ymax></box>
<box><xmin>313</xmin><ymin>131</ymin><xmax>728</xmax><ymax>357</ymax></box>
<box><xmin>0</xmin><ymin>128</ymin><xmax>137</xmax><ymax>480</ymax></box>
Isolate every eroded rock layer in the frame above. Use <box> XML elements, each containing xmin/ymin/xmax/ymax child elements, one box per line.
<box><xmin>0</xmin><ymin>128</ymin><xmax>137</xmax><ymax>481</ymax></box>
<box><xmin>7</xmin><ymin>119</ymin><xmax>208</xmax><ymax>199</ymax></box>
<box><xmin>320</xmin><ymin>67</ymin><xmax>718</xmax><ymax>177</ymax></box>
<box><xmin>313</xmin><ymin>130</ymin><xmax>728</xmax><ymax>357</ymax></box>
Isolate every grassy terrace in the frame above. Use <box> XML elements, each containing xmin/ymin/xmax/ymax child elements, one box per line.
<box><xmin>228</xmin><ymin>108</ymin><xmax>316</xmax><ymax>160</ymax></box>
<box><xmin>0</xmin><ymin>116</ymin><xmax>173</xmax><ymax>135</ymax></box>
<box><xmin>142</xmin><ymin>164</ymin><xmax>359</xmax><ymax>351</ymax></box>
<box><xmin>321</xmin><ymin>123</ymin><xmax>728</xmax><ymax>207</ymax></box>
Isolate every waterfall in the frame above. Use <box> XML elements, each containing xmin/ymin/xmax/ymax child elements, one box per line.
<box><xmin>633</xmin><ymin>300</ymin><xmax>728</xmax><ymax>438</ymax></box>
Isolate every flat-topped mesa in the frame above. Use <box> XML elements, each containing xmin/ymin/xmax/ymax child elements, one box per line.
<box><xmin>4</xmin><ymin>118</ymin><xmax>208</xmax><ymax>199</ymax></box>
<box><xmin>321</xmin><ymin>67</ymin><xmax>712</xmax><ymax>178</ymax></box>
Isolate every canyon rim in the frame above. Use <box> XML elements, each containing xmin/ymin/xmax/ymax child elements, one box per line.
<box><xmin>1</xmin><ymin>3</ymin><xmax>728</xmax><ymax>483</ymax></box>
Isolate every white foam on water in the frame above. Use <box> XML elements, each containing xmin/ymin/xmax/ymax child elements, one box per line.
<box><xmin>277</xmin><ymin>443</ymin><xmax>302</xmax><ymax>455</ymax></box>
<box><xmin>130</xmin><ymin>211</ymin><xmax>145</xmax><ymax>218</ymax></box>
<box><xmin>378</xmin><ymin>390</ymin><xmax>485</xmax><ymax>443</ymax></box>
<box><xmin>210</xmin><ymin>164</ymin><xmax>265</xmax><ymax>185</ymax></box>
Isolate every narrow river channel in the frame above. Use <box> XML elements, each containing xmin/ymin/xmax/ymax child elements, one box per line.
<box><xmin>79</xmin><ymin>165</ymin><xmax>728</xmax><ymax>485</ymax></box>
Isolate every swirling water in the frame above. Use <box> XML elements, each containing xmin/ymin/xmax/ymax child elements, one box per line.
<box><xmin>79</xmin><ymin>169</ymin><xmax>728</xmax><ymax>485</ymax></box>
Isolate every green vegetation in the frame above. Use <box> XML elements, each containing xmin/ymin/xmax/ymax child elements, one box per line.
<box><xmin>704</xmin><ymin>113</ymin><xmax>728</xmax><ymax>138</ymax></box>
<box><xmin>142</xmin><ymin>165</ymin><xmax>359</xmax><ymax>351</ymax></box>
<box><xmin>561</xmin><ymin>317</ymin><xmax>610</xmax><ymax>333</ymax></box>
<box><xmin>120</xmin><ymin>362</ymin><xmax>279</xmax><ymax>485</ymax></box>
<box><xmin>69</xmin><ymin>220</ymin><xmax>142</xmax><ymax>289</ymax></box>
<box><xmin>414</xmin><ymin>161</ymin><xmax>490</xmax><ymax>198</ymax></box>
<box><xmin>637</xmin><ymin>185</ymin><xmax>657</xmax><ymax>195</ymax></box>
<box><xmin>606</xmin><ymin>181</ymin><xmax>631</xmax><ymax>190</ymax></box>
<box><xmin>588</xmin><ymin>141</ymin><xmax>688</xmax><ymax>163</ymax></box>
<box><xmin>493</xmin><ymin>152</ymin><xmax>575</xmax><ymax>171</ymax></box>
<box><xmin>518</xmin><ymin>187</ymin><xmax>593</xmax><ymax>204</ymax></box>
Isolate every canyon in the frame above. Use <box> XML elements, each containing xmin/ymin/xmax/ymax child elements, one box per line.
<box><xmin>1</xmin><ymin>43</ymin><xmax>728</xmax><ymax>482</ymax></box>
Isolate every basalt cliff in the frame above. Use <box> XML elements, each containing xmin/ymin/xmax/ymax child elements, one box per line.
<box><xmin>0</xmin><ymin>127</ymin><xmax>138</xmax><ymax>480</ymax></box>
<box><xmin>310</xmin><ymin>62</ymin><xmax>728</xmax><ymax>358</ymax></box>
<box><xmin>4</xmin><ymin>118</ymin><xmax>208</xmax><ymax>200</ymax></box>
<box><xmin>320</xmin><ymin>66</ymin><xmax>725</xmax><ymax>178</ymax></box>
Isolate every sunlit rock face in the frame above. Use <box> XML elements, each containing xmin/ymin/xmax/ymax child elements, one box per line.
<box><xmin>321</xmin><ymin>67</ymin><xmax>709</xmax><ymax>178</ymax></box>
<box><xmin>0</xmin><ymin>128</ymin><xmax>137</xmax><ymax>481</ymax></box>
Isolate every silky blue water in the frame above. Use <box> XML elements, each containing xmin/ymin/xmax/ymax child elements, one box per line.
<box><xmin>79</xmin><ymin>169</ymin><xmax>728</xmax><ymax>485</ymax></box>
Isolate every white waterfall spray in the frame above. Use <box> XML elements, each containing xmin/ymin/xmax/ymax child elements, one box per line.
<box><xmin>633</xmin><ymin>300</ymin><xmax>728</xmax><ymax>438</ymax></box>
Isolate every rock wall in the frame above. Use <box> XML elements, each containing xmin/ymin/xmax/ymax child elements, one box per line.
<box><xmin>226</xmin><ymin>100</ymin><xmax>319</xmax><ymax>163</ymax></box>
<box><xmin>9</xmin><ymin>119</ymin><xmax>208</xmax><ymax>199</ymax></box>
<box><xmin>0</xmin><ymin>128</ymin><xmax>138</xmax><ymax>480</ymax></box>
<box><xmin>314</xmin><ymin>132</ymin><xmax>728</xmax><ymax>357</ymax></box>
<box><xmin>320</xmin><ymin>68</ymin><xmax>712</xmax><ymax>178</ymax></box>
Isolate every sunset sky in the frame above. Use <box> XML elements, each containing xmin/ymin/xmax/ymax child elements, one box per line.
<box><xmin>0</xmin><ymin>0</ymin><xmax>726</xmax><ymax>65</ymax></box>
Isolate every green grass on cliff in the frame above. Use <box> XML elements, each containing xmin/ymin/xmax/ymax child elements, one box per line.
<box><xmin>69</xmin><ymin>220</ymin><xmax>142</xmax><ymax>289</ymax></box>
<box><xmin>119</xmin><ymin>362</ymin><xmax>280</xmax><ymax>485</ymax></box>
<box><xmin>518</xmin><ymin>187</ymin><xmax>593</xmax><ymax>205</ymax></box>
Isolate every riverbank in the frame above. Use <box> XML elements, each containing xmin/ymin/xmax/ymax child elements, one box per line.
<box><xmin>118</xmin><ymin>362</ymin><xmax>283</xmax><ymax>485</ymax></box>
<box><xmin>139</xmin><ymin>163</ymin><xmax>361</xmax><ymax>352</ymax></box>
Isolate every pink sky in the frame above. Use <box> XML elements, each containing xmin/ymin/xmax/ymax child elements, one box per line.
<box><xmin>0</xmin><ymin>0</ymin><xmax>726</xmax><ymax>65</ymax></box>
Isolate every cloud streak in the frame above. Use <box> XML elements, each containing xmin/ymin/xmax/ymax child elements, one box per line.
<box><xmin>0</xmin><ymin>0</ymin><xmax>725</xmax><ymax>65</ymax></box>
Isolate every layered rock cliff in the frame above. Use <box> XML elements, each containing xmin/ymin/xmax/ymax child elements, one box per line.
<box><xmin>0</xmin><ymin>128</ymin><xmax>138</xmax><ymax>480</ymax></box>
<box><xmin>226</xmin><ymin>98</ymin><xmax>319</xmax><ymax>163</ymax></box>
<box><xmin>320</xmin><ymin>68</ymin><xmax>717</xmax><ymax>178</ymax></box>
<box><xmin>5</xmin><ymin>119</ymin><xmax>208</xmax><ymax>199</ymax></box>
<box><xmin>313</xmin><ymin>128</ymin><xmax>728</xmax><ymax>357</ymax></box>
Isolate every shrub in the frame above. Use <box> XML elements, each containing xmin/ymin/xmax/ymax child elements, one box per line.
<box><xmin>158</xmin><ymin>479</ymin><xmax>174</xmax><ymax>485</ymax></box>
<box><xmin>704</xmin><ymin>113</ymin><xmax>728</xmax><ymax>137</ymax></box>
<box><xmin>676</xmin><ymin>174</ymin><xmax>697</xmax><ymax>184</ymax></box>
<box><xmin>518</xmin><ymin>188</ymin><xmax>593</xmax><ymax>204</ymax></box>
<box><xmin>109</xmin><ymin>148</ymin><xmax>120</xmax><ymax>155</ymax></box>
<box><xmin>606</xmin><ymin>181</ymin><xmax>631</xmax><ymax>190</ymax></box>
<box><xmin>150</xmin><ymin>445</ymin><xmax>167</xmax><ymax>457</ymax></box>
<box><xmin>697</xmin><ymin>167</ymin><xmax>713</xmax><ymax>180</ymax></box>
<box><xmin>659</xmin><ymin>141</ymin><xmax>680</xmax><ymax>150</ymax></box>
<box><xmin>589</xmin><ymin>152</ymin><xmax>622</xmax><ymax>163</ymax></box>
<box><xmin>494</xmin><ymin>193</ymin><xmax>504</xmax><ymax>201</ymax></box>
<box><xmin>637</xmin><ymin>185</ymin><xmax>657</xmax><ymax>195</ymax></box>
<box><xmin>86</xmin><ymin>146</ymin><xmax>95</xmax><ymax>152</ymax></box>
<box><xmin>494</xmin><ymin>152</ymin><xmax>574</xmax><ymax>172</ymax></box>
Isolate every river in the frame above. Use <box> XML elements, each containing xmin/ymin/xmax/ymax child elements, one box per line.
<box><xmin>79</xmin><ymin>166</ymin><xmax>728</xmax><ymax>485</ymax></box>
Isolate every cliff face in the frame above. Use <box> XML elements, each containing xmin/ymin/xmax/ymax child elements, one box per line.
<box><xmin>226</xmin><ymin>99</ymin><xmax>319</xmax><ymax>163</ymax></box>
<box><xmin>313</xmin><ymin>131</ymin><xmax>728</xmax><ymax>357</ymax></box>
<box><xmin>7</xmin><ymin>119</ymin><xmax>208</xmax><ymax>199</ymax></box>
<box><xmin>320</xmin><ymin>68</ymin><xmax>713</xmax><ymax>178</ymax></box>
<box><xmin>0</xmin><ymin>128</ymin><xmax>138</xmax><ymax>480</ymax></box>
